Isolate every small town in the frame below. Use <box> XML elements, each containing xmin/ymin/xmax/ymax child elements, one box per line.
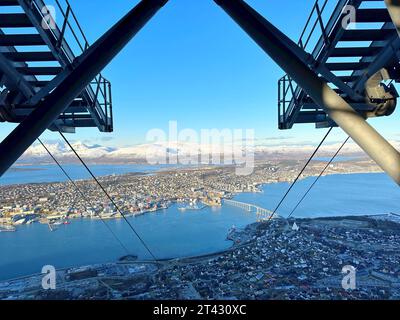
<box><xmin>1</xmin><ymin>158</ymin><xmax>396</xmax><ymax>300</ymax></box>
<box><xmin>0</xmin><ymin>159</ymin><xmax>381</xmax><ymax>229</ymax></box>
<box><xmin>0</xmin><ymin>214</ymin><xmax>399</xmax><ymax>300</ymax></box>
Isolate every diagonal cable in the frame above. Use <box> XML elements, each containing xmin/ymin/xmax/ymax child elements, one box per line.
<box><xmin>58</xmin><ymin>131</ymin><xmax>158</xmax><ymax>261</ymax></box>
<box><xmin>267</xmin><ymin>127</ymin><xmax>333</xmax><ymax>221</ymax></box>
<box><xmin>38</xmin><ymin>138</ymin><xmax>130</xmax><ymax>255</ymax></box>
<box><xmin>287</xmin><ymin>136</ymin><xmax>350</xmax><ymax>219</ymax></box>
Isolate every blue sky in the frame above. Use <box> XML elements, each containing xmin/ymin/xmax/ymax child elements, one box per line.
<box><xmin>0</xmin><ymin>0</ymin><xmax>399</xmax><ymax>147</ymax></box>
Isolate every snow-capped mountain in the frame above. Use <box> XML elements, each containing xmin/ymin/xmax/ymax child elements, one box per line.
<box><xmin>22</xmin><ymin>141</ymin><xmax>115</xmax><ymax>160</ymax></box>
<box><xmin>19</xmin><ymin>139</ymin><xmax>400</xmax><ymax>164</ymax></box>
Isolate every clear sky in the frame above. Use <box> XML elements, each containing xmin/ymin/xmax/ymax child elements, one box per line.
<box><xmin>0</xmin><ymin>0</ymin><xmax>399</xmax><ymax>148</ymax></box>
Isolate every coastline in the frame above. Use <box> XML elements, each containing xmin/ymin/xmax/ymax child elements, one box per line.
<box><xmin>1</xmin><ymin>212</ymin><xmax>398</xmax><ymax>292</ymax></box>
<box><xmin>2</xmin><ymin>158</ymin><xmax>384</xmax><ymax>187</ymax></box>
<box><xmin>1</xmin><ymin>166</ymin><xmax>398</xmax><ymax>283</ymax></box>
<box><xmin>0</xmin><ymin>169</ymin><xmax>388</xmax><ymax>229</ymax></box>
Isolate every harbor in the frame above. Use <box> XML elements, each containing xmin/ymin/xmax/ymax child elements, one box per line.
<box><xmin>0</xmin><ymin>172</ymin><xmax>399</xmax><ymax>281</ymax></box>
<box><xmin>0</xmin><ymin>225</ymin><xmax>16</xmax><ymax>233</ymax></box>
<box><xmin>1</xmin><ymin>213</ymin><xmax>400</xmax><ymax>300</ymax></box>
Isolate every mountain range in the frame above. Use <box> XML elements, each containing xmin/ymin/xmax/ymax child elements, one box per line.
<box><xmin>18</xmin><ymin>139</ymin><xmax>400</xmax><ymax>164</ymax></box>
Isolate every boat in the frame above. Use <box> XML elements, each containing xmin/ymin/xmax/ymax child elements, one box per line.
<box><xmin>227</xmin><ymin>225</ymin><xmax>237</xmax><ymax>237</ymax></box>
<box><xmin>0</xmin><ymin>225</ymin><xmax>16</xmax><ymax>232</ymax></box>
<box><xmin>160</xmin><ymin>203</ymin><xmax>169</xmax><ymax>209</ymax></box>
<box><xmin>48</xmin><ymin>223</ymin><xmax>58</xmax><ymax>232</ymax></box>
<box><xmin>118</xmin><ymin>254</ymin><xmax>138</xmax><ymax>262</ymax></box>
<box><xmin>14</xmin><ymin>218</ymin><xmax>26</xmax><ymax>225</ymax></box>
<box><xmin>179</xmin><ymin>202</ymin><xmax>206</xmax><ymax>211</ymax></box>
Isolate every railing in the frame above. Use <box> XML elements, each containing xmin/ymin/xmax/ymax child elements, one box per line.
<box><xmin>278</xmin><ymin>0</ymin><xmax>353</xmax><ymax>128</ymax></box>
<box><xmin>223</xmin><ymin>199</ymin><xmax>274</xmax><ymax>221</ymax></box>
<box><xmin>278</xmin><ymin>75</ymin><xmax>300</xmax><ymax>129</ymax></box>
<box><xmin>298</xmin><ymin>0</ymin><xmax>330</xmax><ymax>51</ymax></box>
<box><xmin>90</xmin><ymin>75</ymin><xmax>113</xmax><ymax>131</ymax></box>
<box><xmin>28</xmin><ymin>0</ymin><xmax>113</xmax><ymax>131</ymax></box>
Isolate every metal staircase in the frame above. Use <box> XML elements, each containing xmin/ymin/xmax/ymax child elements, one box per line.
<box><xmin>278</xmin><ymin>0</ymin><xmax>400</xmax><ymax>129</ymax></box>
<box><xmin>0</xmin><ymin>0</ymin><xmax>113</xmax><ymax>133</ymax></box>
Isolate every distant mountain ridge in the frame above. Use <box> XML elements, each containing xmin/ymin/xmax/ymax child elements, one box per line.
<box><xmin>18</xmin><ymin>139</ymin><xmax>400</xmax><ymax>164</ymax></box>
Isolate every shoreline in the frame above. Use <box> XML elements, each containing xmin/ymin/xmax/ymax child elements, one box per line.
<box><xmin>1</xmin><ymin>212</ymin><xmax>397</xmax><ymax>284</ymax></box>
<box><xmin>1</xmin><ymin>160</ymin><xmax>383</xmax><ymax>187</ymax></box>
<box><xmin>1</xmin><ymin>163</ymin><xmax>217</xmax><ymax>187</ymax></box>
<box><xmin>1</xmin><ymin>167</ymin><xmax>397</xmax><ymax>285</ymax></box>
<box><xmin>0</xmin><ymin>170</ymin><xmax>390</xmax><ymax>230</ymax></box>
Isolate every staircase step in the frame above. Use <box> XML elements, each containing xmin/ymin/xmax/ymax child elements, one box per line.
<box><xmin>295</xmin><ymin>111</ymin><xmax>328</xmax><ymax>124</ymax></box>
<box><xmin>0</xmin><ymin>34</ymin><xmax>46</xmax><ymax>46</ymax></box>
<box><xmin>331</xmin><ymin>46</ymin><xmax>380</xmax><ymax>57</ymax></box>
<box><xmin>301</xmin><ymin>103</ymin><xmax>375</xmax><ymax>111</ymax></box>
<box><xmin>0</xmin><ymin>14</ymin><xmax>32</xmax><ymax>28</ymax></box>
<box><xmin>17</xmin><ymin>66</ymin><xmax>62</xmax><ymax>75</ymax></box>
<box><xmin>0</xmin><ymin>0</ymin><xmax>19</xmax><ymax>6</ymax></box>
<box><xmin>326</xmin><ymin>62</ymin><xmax>369</xmax><ymax>70</ymax></box>
<box><xmin>356</xmin><ymin>9</ymin><xmax>393</xmax><ymax>23</ymax></box>
<box><xmin>2</xmin><ymin>51</ymin><xmax>56</xmax><ymax>61</ymax></box>
<box><xmin>341</xmin><ymin>29</ymin><xmax>395</xmax><ymax>41</ymax></box>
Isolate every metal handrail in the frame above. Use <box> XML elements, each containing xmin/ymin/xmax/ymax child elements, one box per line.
<box><xmin>54</xmin><ymin>0</ymin><xmax>90</xmax><ymax>52</ymax></box>
<box><xmin>35</xmin><ymin>0</ymin><xmax>112</xmax><ymax>130</ymax></box>
<box><xmin>299</xmin><ymin>0</ymin><xmax>329</xmax><ymax>50</ymax></box>
<box><xmin>278</xmin><ymin>0</ymin><xmax>354</xmax><ymax>127</ymax></box>
<box><xmin>279</xmin><ymin>0</ymin><xmax>330</xmax><ymax>125</ymax></box>
<box><xmin>53</xmin><ymin>0</ymin><xmax>105</xmax><ymax>95</ymax></box>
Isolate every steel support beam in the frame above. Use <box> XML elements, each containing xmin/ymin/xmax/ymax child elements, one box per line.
<box><xmin>215</xmin><ymin>0</ymin><xmax>400</xmax><ymax>185</ymax></box>
<box><xmin>0</xmin><ymin>52</ymin><xmax>34</xmax><ymax>99</ymax></box>
<box><xmin>0</xmin><ymin>0</ymin><xmax>168</xmax><ymax>177</ymax></box>
<box><xmin>385</xmin><ymin>0</ymin><xmax>400</xmax><ymax>36</ymax></box>
<box><xmin>0</xmin><ymin>29</ymin><xmax>35</xmax><ymax>100</ymax></box>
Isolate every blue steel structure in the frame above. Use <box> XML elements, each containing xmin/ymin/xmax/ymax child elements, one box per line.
<box><xmin>0</xmin><ymin>0</ymin><xmax>112</xmax><ymax>133</ymax></box>
<box><xmin>278</xmin><ymin>0</ymin><xmax>400</xmax><ymax>129</ymax></box>
<box><xmin>0</xmin><ymin>0</ymin><xmax>167</xmax><ymax>177</ymax></box>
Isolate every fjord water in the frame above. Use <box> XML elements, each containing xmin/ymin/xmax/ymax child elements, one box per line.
<box><xmin>1</xmin><ymin>164</ymin><xmax>174</xmax><ymax>185</ymax></box>
<box><xmin>0</xmin><ymin>172</ymin><xmax>399</xmax><ymax>281</ymax></box>
<box><xmin>235</xmin><ymin>172</ymin><xmax>400</xmax><ymax>217</ymax></box>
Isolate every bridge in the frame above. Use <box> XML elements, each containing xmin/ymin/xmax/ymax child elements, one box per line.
<box><xmin>223</xmin><ymin>199</ymin><xmax>275</xmax><ymax>221</ymax></box>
